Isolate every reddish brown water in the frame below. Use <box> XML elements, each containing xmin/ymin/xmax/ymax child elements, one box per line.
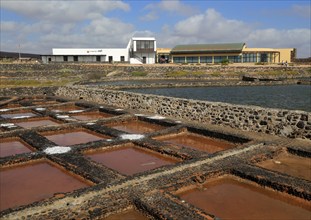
<box><xmin>178</xmin><ymin>176</ymin><xmax>311</xmax><ymax>220</ymax></box>
<box><xmin>1</xmin><ymin>112</ymin><xmax>37</xmax><ymax>119</ymax></box>
<box><xmin>103</xmin><ymin>209</ymin><xmax>148</xmax><ymax>220</ymax></box>
<box><xmin>156</xmin><ymin>132</ymin><xmax>236</xmax><ymax>153</ymax></box>
<box><xmin>71</xmin><ymin>112</ymin><xmax>112</xmax><ymax>121</ymax></box>
<box><xmin>15</xmin><ymin>118</ymin><xmax>61</xmax><ymax>128</ymax></box>
<box><xmin>51</xmin><ymin>105</ymin><xmax>83</xmax><ymax>112</ymax></box>
<box><xmin>0</xmin><ymin>103</ymin><xmax>21</xmax><ymax>109</ymax></box>
<box><xmin>257</xmin><ymin>152</ymin><xmax>311</xmax><ymax>181</ymax></box>
<box><xmin>43</xmin><ymin>130</ymin><xmax>109</xmax><ymax>146</ymax></box>
<box><xmin>0</xmin><ymin>161</ymin><xmax>90</xmax><ymax>211</ymax></box>
<box><xmin>109</xmin><ymin>120</ymin><xmax>164</xmax><ymax>133</ymax></box>
<box><xmin>86</xmin><ymin>145</ymin><xmax>176</xmax><ymax>175</ymax></box>
<box><xmin>0</xmin><ymin>138</ymin><xmax>33</xmax><ymax>157</ymax></box>
<box><xmin>32</xmin><ymin>100</ymin><xmax>59</xmax><ymax>105</ymax></box>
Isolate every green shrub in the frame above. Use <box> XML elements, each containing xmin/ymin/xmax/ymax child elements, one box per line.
<box><xmin>221</xmin><ymin>59</ymin><xmax>230</xmax><ymax>65</ymax></box>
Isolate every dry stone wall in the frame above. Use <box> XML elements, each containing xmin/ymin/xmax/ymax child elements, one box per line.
<box><xmin>56</xmin><ymin>86</ymin><xmax>311</xmax><ymax>140</ymax></box>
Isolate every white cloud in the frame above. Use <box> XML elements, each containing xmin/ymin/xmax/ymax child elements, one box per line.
<box><xmin>141</xmin><ymin>0</ymin><xmax>199</xmax><ymax>21</ymax></box>
<box><xmin>291</xmin><ymin>4</ymin><xmax>311</xmax><ymax>18</ymax></box>
<box><xmin>1</xmin><ymin>0</ymin><xmax>130</xmax><ymax>22</ymax></box>
<box><xmin>174</xmin><ymin>9</ymin><xmax>251</xmax><ymax>41</ymax></box>
<box><xmin>156</xmin><ymin>8</ymin><xmax>310</xmax><ymax>58</ymax></box>
<box><xmin>1</xmin><ymin>21</ymin><xmax>21</xmax><ymax>32</ymax></box>
<box><xmin>245</xmin><ymin>28</ymin><xmax>311</xmax><ymax>57</ymax></box>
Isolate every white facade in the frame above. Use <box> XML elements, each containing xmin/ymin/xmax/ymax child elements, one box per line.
<box><xmin>41</xmin><ymin>37</ymin><xmax>156</xmax><ymax>64</ymax></box>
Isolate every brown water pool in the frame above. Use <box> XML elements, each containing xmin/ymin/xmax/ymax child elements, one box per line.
<box><xmin>50</xmin><ymin>105</ymin><xmax>83</xmax><ymax>112</ymax></box>
<box><xmin>103</xmin><ymin>209</ymin><xmax>149</xmax><ymax>220</ymax></box>
<box><xmin>0</xmin><ymin>138</ymin><xmax>34</xmax><ymax>157</ymax></box>
<box><xmin>178</xmin><ymin>176</ymin><xmax>311</xmax><ymax>220</ymax></box>
<box><xmin>0</xmin><ymin>161</ymin><xmax>90</xmax><ymax>211</ymax></box>
<box><xmin>1</xmin><ymin>112</ymin><xmax>38</xmax><ymax>119</ymax></box>
<box><xmin>15</xmin><ymin>118</ymin><xmax>61</xmax><ymax>128</ymax></box>
<box><xmin>155</xmin><ymin>132</ymin><xmax>236</xmax><ymax>153</ymax></box>
<box><xmin>108</xmin><ymin>120</ymin><xmax>164</xmax><ymax>134</ymax></box>
<box><xmin>32</xmin><ymin>100</ymin><xmax>59</xmax><ymax>105</ymax></box>
<box><xmin>42</xmin><ymin>130</ymin><xmax>110</xmax><ymax>146</ymax></box>
<box><xmin>0</xmin><ymin>103</ymin><xmax>21</xmax><ymax>109</ymax></box>
<box><xmin>71</xmin><ymin>112</ymin><xmax>113</xmax><ymax>121</ymax></box>
<box><xmin>86</xmin><ymin>145</ymin><xmax>177</xmax><ymax>175</ymax></box>
<box><xmin>257</xmin><ymin>151</ymin><xmax>311</xmax><ymax>181</ymax></box>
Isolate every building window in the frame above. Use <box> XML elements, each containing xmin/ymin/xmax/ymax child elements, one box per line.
<box><xmin>214</xmin><ymin>56</ymin><xmax>226</xmax><ymax>63</ymax></box>
<box><xmin>48</xmin><ymin>58</ymin><xmax>51</xmax><ymax>62</ymax></box>
<box><xmin>200</xmin><ymin>56</ymin><xmax>212</xmax><ymax>63</ymax></box>
<box><xmin>136</xmin><ymin>40</ymin><xmax>154</xmax><ymax>52</ymax></box>
<box><xmin>173</xmin><ymin>57</ymin><xmax>185</xmax><ymax>63</ymax></box>
<box><xmin>243</xmin><ymin>53</ymin><xmax>257</xmax><ymax>63</ymax></box>
<box><xmin>228</xmin><ymin>56</ymin><xmax>241</xmax><ymax>63</ymax></box>
<box><xmin>186</xmin><ymin>56</ymin><xmax>199</xmax><ymax>63</ymax></box>
<box><xmin>120</xmin><ymin>56</ymin><xmax>125</xmax><ymax>62</ymax></box>
<box><xmin>63</xmin><ymin>56</ymin><xmax>68</xmax><ymax>62</ymax></box>
<box><xmin>96</xmin><ymin>56</ymin><xmax>101</xmax><ymax>62</ymax></box>
<box><xmin>73</xmin><ymin>56</ymin><xmax>78</xmax><ymax>62</ymax></box>
<box><xmin>109</xmin><ymin>56</ymin><xmax>113</xmax><ymax>63</ymax></box>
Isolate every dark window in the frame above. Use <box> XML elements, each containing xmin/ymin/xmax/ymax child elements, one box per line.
<box><xmin>96</xmin><ymin>56</ymin><xmax>101</xmax><ymax>62</ymax></box>
<box><xmin>214</xmin><ymin>56</ymin><xmax>226</xmax><ymax>63</ymax></box>
<box><xmin>243</xmin><ymin>53</ymin><xmax>257</xmax><ymax>63</ymax></box>
<box><xmin>187</xmin><ymin>56</ymin><xmax>199</xmax><ymax>63</ymax></box>
<box><xmin>143</xmin><ymin>56</ymin><xmax>146</xmax><ymax>64</ymax></box>
<box><xmin>63</xmin><ymin>56</ymin><xmax>68</xmax><ymax>62</ymax></box>
<box><xmin>109</xmin><ymin>56</ymin><xmax>113</xmax><ymax>63</ymax></box>
<box><xmin>136</xmin><ymin>40</ymin><xmax>154</xmax><ymax>52</ymax></box>
<box><xmin>228</xmin><ymin>56</ymin><xmax>241</xmax><ymax>63</ymax></box>
<box><xmin>120</xmin><ymin>56</ymin><xmax>125</xmax><ymax>62</ymax></box>
<box><xmin>73</xmin><ymin>56</ymin><xmax>78</xmax><ymax>62</ymax></box>
<box><xmin>200</xmin><ymin>56</ymin><xmax>212</xmax><ymax>63</ymax></box>
<box><xmin>260</xmin><ymin>53</ymin><xmax>267</xmax><ymax>62</ymax></box>
<box><xmin>173</xmin><ymin>57</ymin><xmax>185</xmax><ymax>63</ymax></box>
<box><xmin>48</xmin><ymin>58</ymin><xmax>51</xmax><ymax>62</ymax></box>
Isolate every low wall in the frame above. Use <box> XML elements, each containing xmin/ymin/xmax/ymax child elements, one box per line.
<box><xmin>0</xmin><ymin>87</ymin><xmax>58</xmax><ymax>97</ymax></box>
<box><xmin>56</xmin><ymin>86</ymin><xmax>311</xmax><ymax>140</ymax></box>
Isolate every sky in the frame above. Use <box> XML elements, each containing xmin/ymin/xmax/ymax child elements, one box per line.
<box><xmin>0</xmin><ymin>0</ymin><xmax>310</xmax><ymax>58</ymax></box>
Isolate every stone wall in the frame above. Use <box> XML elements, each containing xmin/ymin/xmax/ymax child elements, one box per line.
<box><xmin>1</xmin><ymin>63</ymin><xmax>310</xmax><ymax>79</ymax></box>
<box><xmin>0</xmin><ymin>86</ymin><xmax>58</xmax><ymax>97</ymax></box>
<box><xmin>56</xmin><ymin>86</ymin><xmax>311</xmax><ymax>140</ymax></box>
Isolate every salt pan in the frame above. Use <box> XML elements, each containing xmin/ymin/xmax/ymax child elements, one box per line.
<box><xmin>120</xmin><ymin>134</ymin><xmax>145</xmax><ymax>140</ymax></box>
<box><xmin>44</xmin><ymin>146</ymin><xmax>71</xmax><ymax>155</ymax></box>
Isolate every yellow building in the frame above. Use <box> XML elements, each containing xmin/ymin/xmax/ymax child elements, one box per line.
<box><xmin>158</xmin><ymin>43</ymin><xmax>295</xmax><ymax>64</ymax></box>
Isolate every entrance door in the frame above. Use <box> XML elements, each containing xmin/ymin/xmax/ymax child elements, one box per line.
<box><xmin>260</xmin><ymin>53</ymin><xmax>267</xmax><ymax>62</ymax></box>
<box><xmin>109</xmin><ymin>56</ymin><xmax>113</xmax><ymax>63</ymax></box>
<box><xmin>143</xmin><ymin>56</ymin><xmax>146</xmax><ymax>64</ymax></box>
<box><xmin>96</xmin><ymin>56</ymin><xmax>101</xmax><ymax>62</ymax></box>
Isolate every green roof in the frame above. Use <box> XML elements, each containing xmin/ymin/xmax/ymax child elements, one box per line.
<box><xmin>171</xmin><ymin>43</ymin><xmax>245</xmax><ymax>54</ymax></box>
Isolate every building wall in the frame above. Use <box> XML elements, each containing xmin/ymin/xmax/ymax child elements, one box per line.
<box><xmin>170</xmin><ymin>47</ymin><xmax>295</xmax><ymax>64</ymax></box>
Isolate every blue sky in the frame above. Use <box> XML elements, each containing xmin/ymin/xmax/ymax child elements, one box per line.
<box><xmin>1</xmin><ymin>0</ymin><xmax>310</xmax><ymax>57</ymax></box>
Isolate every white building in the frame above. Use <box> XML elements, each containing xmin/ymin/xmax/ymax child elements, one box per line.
<box><xmin>41</xmin><ymin>37</ymin><xmax>156</xmax><ymax>64</ymax></box>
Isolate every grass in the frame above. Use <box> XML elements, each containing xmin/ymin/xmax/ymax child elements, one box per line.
<box><xmin>166</xmin><ymin>70</ymin><xmax>188</xmax><ymax>77</ymax></box>
<box><xmin>0</xmin><ymin>79</ymin><xmax>74</xmax><ymax>88</ymax></box>
<box><xmin>131</xmin><ymin>71</ymin><xmax>148</xmax><ymax>77</ymax></box>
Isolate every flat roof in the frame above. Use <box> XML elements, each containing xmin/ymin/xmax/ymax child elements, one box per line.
<box><xmin>171</xmin><ymin>43</ymin><xmax>245</xmax><ymax>54</ymax></box>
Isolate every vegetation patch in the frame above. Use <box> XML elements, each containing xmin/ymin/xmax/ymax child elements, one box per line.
<box><xmin>86</xmin><ymin>72</ymin><xmax>104</xmax><ymax>80</ymax></box>
<box><xmin>131</xmin><ymin>71</ymin><xmax>148</xmax><ymax>77</ymax></box>
<box><xmin>166</xmin><ymin>70</ymin><xmax>188</xmax><ymax>77</ymax></box>
<box><xmin>0</xmin><ymin>79</ymin><xmax>73</xmax><ymax>88</ymax></box>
